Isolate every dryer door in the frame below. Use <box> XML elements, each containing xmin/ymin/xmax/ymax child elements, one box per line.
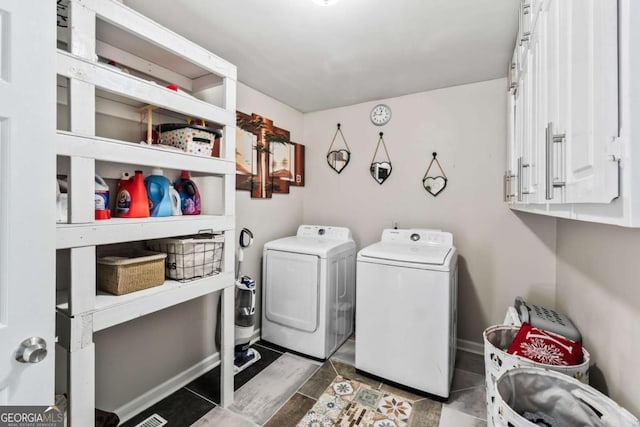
<box><xmin>265</xmin><ymin>250</ymin><xmax>319</xmax><ymax>332</ymax></box>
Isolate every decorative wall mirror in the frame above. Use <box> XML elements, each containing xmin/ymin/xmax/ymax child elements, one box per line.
<box><xmin>370</xmin><ymin>132</ymin><xmax>392</xmax><ymax>185</ymax></box>
<box><xmin>422</xmin><ymin>152</ymin><xmax>448</xmax><ymax>196</ymax></box>
<box><xmin>326</xmin><ymin>123</ymin><xmax>351</xmax><ymax>174</ymax></box>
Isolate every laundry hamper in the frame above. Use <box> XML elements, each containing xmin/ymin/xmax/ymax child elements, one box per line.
<box><xmin>147</xmin><ymin>233</ymin><xmax>224</xmax><ymax>281</ymax></box>
<box><xmin>494</xmin><ymin>367</ymin><xmax>639</xmax><ymax>427</ymax></box>
<box><xmin>484</xmin><ymin>324</ymin><xmax>590</xmax><ymax>427</ymax></box>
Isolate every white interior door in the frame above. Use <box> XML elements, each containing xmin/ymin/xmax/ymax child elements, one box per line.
<box><xmin>0</xmin><ymin>1</ymin><xmax>56</xmax><ymax>404</ymax></box>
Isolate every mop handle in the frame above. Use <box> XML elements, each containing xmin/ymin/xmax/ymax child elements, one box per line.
<box><xmin>237</xmin><ymin>228</ymin><xmax>253</xmax><ymax>281</ymax></box>
<box><xmin>236</xmin><ymin>248</ymin><xmax>243</xmax><ymax>281</ymax></box>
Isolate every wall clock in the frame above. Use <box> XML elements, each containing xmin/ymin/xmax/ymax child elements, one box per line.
<box><xmin>370</xmin><ymin>104</ymin><xmax>391</xmax><ymax>126</ymax></box>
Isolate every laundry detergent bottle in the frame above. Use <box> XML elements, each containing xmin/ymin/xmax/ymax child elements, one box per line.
<box><xmin>174</xmin><ymin>170</ymin><xmax>201</xmax><ymax>215</ymax></box>
<box><xmin>95</xmin><ymin>175</ymin><xmax>111</xmax><ymax>220</ymax></box>
<box><xmin>144</xmin><ymin>168</ymin><xmax>172</xmax><ymax>217</ymax></box>
<box><xmin>116</xmin><ymin>170</ymin><xmax>150</xmax><ymax>218</ymax></box>
<box><xmin>169</xmin><ymin>185</ymin><xmax>182</xmax><ymax>216</ymax></box>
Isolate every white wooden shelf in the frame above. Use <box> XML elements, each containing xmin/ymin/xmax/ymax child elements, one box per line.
<box><xmin>57</xmin><ymin>50</ymin><xmax>234</xmax><ymax>126</ymax></box>
<box><xmin>57</xmin><ymin>272</ymin><xmax>233</xmax><ymax>331</ymax></box>
<box><xmin>57</xmin><ymin>1</ymin><xmax>237</xmax><ymax>422</ymax></box>
<box><xmin>56</xmin><ymin>215</ymin><xmax>234</xmax><ymax>249</ymax></box>
<box><xmin>56</xmin><ymin>131</ymin><xmax>235</xmax><ymax>175</ymax></box>
<box><xmin>84</xmin><ymin>0</ymin><xmax>236</xmax><ymax>80</ymax></box>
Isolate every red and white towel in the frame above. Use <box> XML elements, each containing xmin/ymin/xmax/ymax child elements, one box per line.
<box><xmin>507</xmin><ymin>322</ymin><xmax>583</xmax><ymax>366</ymax></box>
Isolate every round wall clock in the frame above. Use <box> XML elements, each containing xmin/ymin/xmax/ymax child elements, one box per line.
<box><xmin>370</xmin><ymin>104</ymin><xmax>392</xmax><ymax>126</ymax></box>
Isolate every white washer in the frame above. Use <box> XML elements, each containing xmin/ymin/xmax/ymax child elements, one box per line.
<box><xmin>355</xmin><ymin>228</ymin><xmax>458</xmax><ymax>398</ymax></box>
<box><xmin>262</xmin><ymin>225</ymin><xmax>356</xmax><ymax>359</ymax></box>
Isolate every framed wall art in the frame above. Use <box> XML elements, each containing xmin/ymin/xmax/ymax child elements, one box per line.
<box><xmin>235</xmin><ymin>111</ymin><xmax>305</xmax><ymax>198</ymax></box>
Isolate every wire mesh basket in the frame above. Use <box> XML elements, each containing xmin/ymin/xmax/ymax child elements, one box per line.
<box><xmin>147</xmin><ymin>233</ymin><xmax>224</xmax><ymax>281</ymax></box>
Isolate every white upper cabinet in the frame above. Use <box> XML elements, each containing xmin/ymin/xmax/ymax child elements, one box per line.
<box><xmin>561</xmin><ymin>0</ymin><xmax>619</xmax><ymax>203</ymax></box>
<box><xmin>507</xmin><ymin>0</ymin><xmax>550</xmax><ymax>205</ymax></box>
<box><xmin>542</xmin><ymin>0</ymin><xmax>563</xmax><ymax>202</ymax></box>
<box><xmin>524</xmin><ymin>19</ymin><xmax>545</xmax><ymax>204</ymax></box>
<box><xmin>504</xmin><ymin>0</ymin><xmax>640</xmax><ymax>226</ymax></box>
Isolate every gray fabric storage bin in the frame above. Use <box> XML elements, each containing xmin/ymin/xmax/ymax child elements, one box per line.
<box><xmin>494</xmin><ymin>367</ymin><xmax>639</xmax><ymax>427</ymax></box>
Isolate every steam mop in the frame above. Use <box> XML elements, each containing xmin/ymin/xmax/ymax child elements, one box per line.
<box><xmin>234</xmin><ymin>228</ymin><xmax>261</xmax><ymax>374</ymax></box>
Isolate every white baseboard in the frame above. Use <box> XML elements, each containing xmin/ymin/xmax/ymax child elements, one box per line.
<box><xmin>115</xmin><ymin>352</ymin><xmax>221</xmax><ymax>424</ymax></box>
<box><xmin>457</xmin><ymin>338</ymin><xmax>484</xmax><ymax>355</ymax></box>
<box><xmin>115</xmin><ymin>328</ymin><xmax>262</xmax><ymax>424</ymax></box>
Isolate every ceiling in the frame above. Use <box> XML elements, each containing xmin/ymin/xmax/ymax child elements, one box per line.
<box><xmin>123</xmin><ymin>0</ymin><xmax>519</xmax><ymax>113</ymax></box>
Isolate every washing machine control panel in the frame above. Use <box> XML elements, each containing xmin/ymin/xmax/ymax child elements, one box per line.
<box><xmin>297</xmin><ymin>225</ymin><xmax>353</xmax><ymax>240</ymax></box>
<box><xmin>381</xmin><ymin>229</ymin><xmax>453</xmax><ymax>246</ymax></box>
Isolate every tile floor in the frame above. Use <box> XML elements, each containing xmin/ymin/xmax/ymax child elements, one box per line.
<box><xmin>121</xmin><ymin>338</ymin><xmax>487</xmax><ymax>426</ymax></box>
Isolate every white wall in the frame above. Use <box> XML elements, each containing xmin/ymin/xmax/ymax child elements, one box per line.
<box><xmin>302</xmin><ymin>79</ymin><xmax>558</xmax><ymax>342</ymax></box>
<box><xmin>556</xmin><ymin>219</ymin><xmax>640</xmax><ymax>416</ymax></box>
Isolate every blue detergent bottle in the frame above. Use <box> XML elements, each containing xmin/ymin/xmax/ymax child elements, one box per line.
<box><xmin>144</xmin><ymin>168</ymin><xmax>173</xmax><ymax>217</ymax></box>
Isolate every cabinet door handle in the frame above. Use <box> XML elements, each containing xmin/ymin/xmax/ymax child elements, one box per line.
<box><xmin>552</xmin><ymin>131</ymin><xmax>566</xmax><ymax>189</ymax></box>
<box><xmin>508</xmin><ymin>171</ymin><xmax>516</xmax><ymax>200</ymax></box>
<box><xmin>521</xmin><ymin>163</ymin><xmax>530</xmax><ymax>194</ymax></box>
<box><xmin>545</xmin><ymin>123</ymin><xmax>553</xmax><ymax>200</ymax></box>
<box><xmin>517</xmin><ymin>157</ymin><xmax>523</xmax><ymax>202</ymax></box>
<box><xmin>504</xmin><ymin>170</ymin><xmax>515</xmax><ymax>201</ymax></box>
<box><xmin>546</xmin><ymin>122</ymin><xmax>566</xmax><ymax>201</ymax></box>
<box><xmin>508</xmin><ymin>64</ymin><xmax>516</xmax><ymax>91</ymax></box>
<box><xmin>504</xmin><ymin>171</ymin><xmax>516</xmax><ymax>202</ymax></box>
<box><xmin>504</xmin><ymin>172</ymin><xmax>509</xmax><ymax>202</ymax></box>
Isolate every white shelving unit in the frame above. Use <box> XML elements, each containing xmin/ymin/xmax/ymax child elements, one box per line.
<box><xmin>55</xmin><ymin>1</ymin><xmax>237</xmax><ymax>425</ymax></box>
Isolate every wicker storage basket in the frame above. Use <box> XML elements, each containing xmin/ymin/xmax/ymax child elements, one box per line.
<box><xmin>97</xmin><ymin>250</ymin><xmax>167</xmax><ymax>295</ymax></box>
<box><xmin>147</xmin><ymin>233</ymin><xmax>224</xmax><ymax>281</ymax></box>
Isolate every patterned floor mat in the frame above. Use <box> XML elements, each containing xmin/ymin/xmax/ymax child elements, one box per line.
<box><xmin>296</xmin><ymin>376</ymin><xmax>415</xmax><ymax>427</ymax></box>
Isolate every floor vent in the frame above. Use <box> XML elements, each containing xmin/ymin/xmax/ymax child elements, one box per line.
<box><xmin>133</xmin><ymin>414</ymin><xmax>168</xmax><ymax>427</ymax></box>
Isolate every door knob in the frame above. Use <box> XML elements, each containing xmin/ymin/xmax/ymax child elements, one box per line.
<box><xmin>15</xmin><ymin>337</ymin><xmax>47</xmax><ymax>363</ymax></box>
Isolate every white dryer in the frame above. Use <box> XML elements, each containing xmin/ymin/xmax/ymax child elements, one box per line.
<box><xmin>355</xmin><ymin>229</ymin><xmax>458</xmax><ymax>398</ymax></box>
<box><xmin>262</xmin><ymin>225</ymin><xmax>356</xmax><ymax>359</ymax></box>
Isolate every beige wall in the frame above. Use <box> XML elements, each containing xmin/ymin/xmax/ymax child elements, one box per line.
<box><xmin>154</xmin><ymin>79</ymin><xmax>640</xmax><ymax>419</ymax></box>
<box><xmin>556</xmin><ymin>219</ymin><xmax>640</xmax><ymax>416</ymax></box>
<box><xmin>234</xmin><ymin>83</ymin><xmax>306</xmax><ymax>324</ymax></box>
<box><xmin>301</xmin><ymin>78</ymin><xmax>558</xmax><ymax>342</ymax></box>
